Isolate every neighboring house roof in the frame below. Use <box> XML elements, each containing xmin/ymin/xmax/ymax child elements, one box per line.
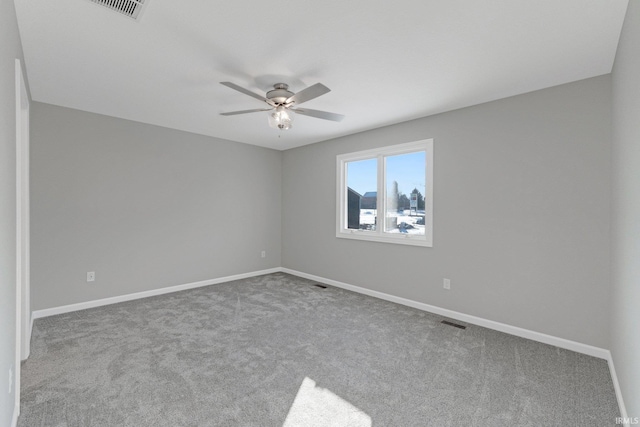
<box><xmin>347</xmin><ymin>187</ymin><xmax>362</xmax><ymax>197</ymax></box>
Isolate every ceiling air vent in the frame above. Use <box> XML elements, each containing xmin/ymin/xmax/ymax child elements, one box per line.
<box><xmin>88</xmin><ymin>0</ymin><xmax>148</xmax><ymax>21</ymax></box>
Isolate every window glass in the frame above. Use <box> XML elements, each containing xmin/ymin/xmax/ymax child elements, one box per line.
<box><xmin>346</xmin><ymin>158</ymin><xmax>377</xmax><ymax>230</ymax></box>
<box><xmin>384</xmin><ymin>151</ymin><xmax>426</xmax><ymax>235</ymax></box>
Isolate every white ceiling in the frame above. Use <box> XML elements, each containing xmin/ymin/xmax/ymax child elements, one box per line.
<box><xmin>14</xmin><ymin>0</ymin><xmax>628</xmax><ymax>150</ymax></box>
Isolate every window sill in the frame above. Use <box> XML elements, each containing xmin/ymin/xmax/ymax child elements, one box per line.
<box><xmin>336</xmin><ymin>230</ymin><xmax>432</xmax><ymax>247</ymax></box>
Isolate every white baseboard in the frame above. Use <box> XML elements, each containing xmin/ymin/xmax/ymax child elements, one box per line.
<box><xmin>31</xmin><ymin>266</ymin><xmax>609</xmax><ymax>360</ymax></box>
<box><xmin>32</xmin><ymin>268</ymin><xmax>281</xmax><ymax>320</ymax></box>
<box><xmin>281</xmin><ymin>268</ymin><xmax>610</xmax><ymax>360</ymax></box>
<box><xmin>607</xmin><ymin>352</ymin><xmax>630</xmax><ymax>426</ymax></box>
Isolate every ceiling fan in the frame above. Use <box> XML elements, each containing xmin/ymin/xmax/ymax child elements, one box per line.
<box><xmin>220</xmin><ymin>82</ymin><xmax>345</xmax><ymax>130</ymax></box>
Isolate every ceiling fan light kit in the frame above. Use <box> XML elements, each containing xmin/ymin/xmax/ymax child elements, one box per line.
<box><xmin>268</xmin><ymin>105</ymin><xmax>293</xmax><ymax>130</ymax></box>
<box><xmin>220</xmin><ymin>81</ymin><xmax>344</xmax><ymax>131</ymax></box>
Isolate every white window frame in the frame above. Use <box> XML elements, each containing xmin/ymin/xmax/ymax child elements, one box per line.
<box><xmin>336</xmin><ymin>139</ymin><xmax>434</xmax><ymax>247</ymax></box>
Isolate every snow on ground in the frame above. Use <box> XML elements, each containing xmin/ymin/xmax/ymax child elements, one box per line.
<box><xmin>358</xmin><ymin>209</ymin><xmax>425</xmax><ymax>235</ymax></box>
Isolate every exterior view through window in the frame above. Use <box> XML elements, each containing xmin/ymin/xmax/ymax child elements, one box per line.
<box><xmin>346</xmin><ymin>158</ymin><xmax>378</xmax><ymax>231</ymax></box>
<box><xmin>337</xmin><ymin>139</ymin><xmax>433</xmax><ymax>247</ymax></box>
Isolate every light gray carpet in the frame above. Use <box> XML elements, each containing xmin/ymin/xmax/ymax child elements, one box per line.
<box><xmin>19</xmin><ymin>273</ymin><xmax>619</xmax><ymax>426</ymax></box>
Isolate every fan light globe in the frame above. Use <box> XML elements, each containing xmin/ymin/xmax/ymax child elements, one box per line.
<box><xmin>268</xmin><ymin>106</ymin><xmax>294</xmax><ymax>130</ymax></box>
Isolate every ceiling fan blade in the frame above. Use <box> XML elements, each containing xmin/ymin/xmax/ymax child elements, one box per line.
<box><xmin>291</xmin><ymin>108</ymin><xmax>345</xmax><ymax>122</ymax></box>
<box><xmin>220</xmin><ymin>108</ymin><xmax>272</xmax><ymax>116</ymax></box>
<box><xmin>220</xmin><ymin>82</ymin><xmax>275</xmax><ymax>106</ymax></box>
<box><xmin>286</xmin><ymin>83</ymin><xmax>331</xmax><ymax>105</ymax></box>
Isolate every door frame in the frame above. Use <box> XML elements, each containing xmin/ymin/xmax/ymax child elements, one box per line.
<box><xmin>15</xmin><ymin>58</ymin><xmax>30</xmax><ymax>418</ymax></box>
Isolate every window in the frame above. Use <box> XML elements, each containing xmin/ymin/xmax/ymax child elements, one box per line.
<box><xmin>336</xmin><ymin>139</ymin><xmax>433</xmax><ymax>247</ymax></box>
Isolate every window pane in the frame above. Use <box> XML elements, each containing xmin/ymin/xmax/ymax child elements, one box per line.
<box><xmin>346</xmin><ymin>158</ymin><xmax>377</xmax><ymax>230</ymax></box>
<box><xmin>384</xmin><ymin>151</ymin><xmax>426</xmax><ymax>235</ymax></box>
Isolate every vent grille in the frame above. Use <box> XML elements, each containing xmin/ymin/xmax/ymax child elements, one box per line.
<box><xmin>88</xmin><ymin>0</ymin><xmax>148</xmax><ymax>20</ymax></box>
<box><xmin>441</xmin><ymin>320</ymin><xmax>467</xmax><ymax>330</ymax></box>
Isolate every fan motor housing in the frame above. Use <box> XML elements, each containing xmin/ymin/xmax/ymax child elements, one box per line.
<box><xmin>266</xmin><ymin>83</ymin><xmax>294</xmax><ymax>105</ymax></box>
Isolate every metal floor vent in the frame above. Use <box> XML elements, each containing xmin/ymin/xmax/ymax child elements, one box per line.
<box><xmin>441</xmin><ymin>320</ymin><xmax>467</xmax><ymax>330</ymax></box>
<box><xmin>88</xmin><ymin>0</ymin><xmax>148</xmax><ymax>20</ymax></box>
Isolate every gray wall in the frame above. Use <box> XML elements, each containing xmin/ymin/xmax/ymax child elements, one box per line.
<box><xmin>31</xmin><ymin>103</ymin><xmax>281</xmax><ymax>310</ymax></box>
<box><xmin>282</xmin><ymin>76</ymin><xmax>612</xmax><ymax>349</ymax></box>
<box><xmin>611</xmin><ymin>1</ymin><xmax>640</xmax><ymax>418</ymax></box>
<box><xmin>0</xmin><ymin>1</ymin><xmax>25</xmax><ymax>425</ymax></box>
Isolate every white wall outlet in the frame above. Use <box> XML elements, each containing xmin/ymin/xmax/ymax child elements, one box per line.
<box><xmin>443</xmin><ymin>278</ymin><xmax>451</xmax><ymax>290</ymax></box>
<box><xmin>261</xmin><ymin>250</ymin><xmax>266</xmax><ymax>258</ymax></box>
<box><xmin>8</xmin><ymin>365</ymin><xmax>13</xmax><ymax>393</ymax></box>
<box><xmin>87</xmin><ymin>271</ymin><xmax>95</xmax><ymax>282</ymax></box>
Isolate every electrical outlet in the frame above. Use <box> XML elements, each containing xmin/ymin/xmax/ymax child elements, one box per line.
<box><xmin>443</xmin><ymin>278</ymin><xmax>451</xmax><ymax>290</ymax></box>
<box><xmin>261</xmin><ymin>251</ymin><xmax>266</xmax><ymax>258</ymax></box>
<box><xmin>87</xmin><ymin>271</ymin><xmax>95</xmax><ymax>282</ymax></box>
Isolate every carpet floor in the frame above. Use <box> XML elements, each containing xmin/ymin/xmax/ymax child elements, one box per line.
<box><xmin>18</xmin><ymin>272</ymin><xmax>619</xmax><ymax>426</ymax></box>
